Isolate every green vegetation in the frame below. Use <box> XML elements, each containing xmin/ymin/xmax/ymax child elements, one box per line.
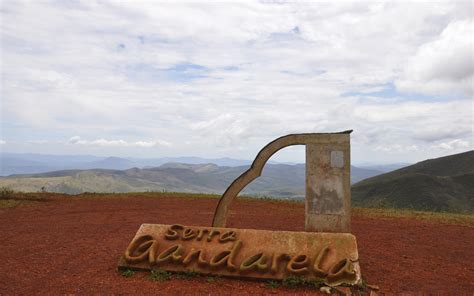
<box><xmin>3</xmin><ymin>151</ymin><xmax>473</xmax><ymax>214</ymax></box>
<box><xmin>174</xmin><ymin>270</ymin><xmax>200</xmax><ymax>279</ymax></box>
<box><xmin>206</xmin><ymin>276</ymin><xmax>218</xmax><ymax>283</ymax></box>
<box><xmin>121</xmin><ymin>269</ymin><xmax>135</xmax><ymax>278</ymax></box>
<box><xmin>265</xmin><ymin>280</ymin><xmax>280</xmax><ymax>289</ymax></box>
<box><xmin>0</xmin><ymin>164</ymin><xmax>306</xmax><ymax>197</ymax></box>
<box><xmin>353</xmin><ymin>207</ymin><xmax>474</xmax><ymax>226</ymax></box>
<box><xmin>149</xmin><ymin>269</ymin><xmax>172</xmax><ymax>281</ymax></box>
<box><xmin>0</xmin><ymin>171</ymin><xmax>157</xmax><ymax>195</ymax></box>
<box><xmin>0</xmin><ymin>187</ymin><xmax>48</xmax><ymax>208</ymax></box>
<box><xmin>358</xmin><ymin>277</ymin><xmax>369</xmax><ymax>290</ymax></box>
<box><xmin>0</xmin><ymin>186</ymin><xmax>15</xmax><ymax>199</ymax></box>
<box><xmin>0</xmin><ymin>199</ymin><xmax>23</xmax><ymax>208</ymax></box>
<box><xmin>0</xmin><ymin>162</ymin><xmax>382</xmax><ymax>199</ymax></box>
<box><xmin>282</xmin><ymin>276</ymin><xmax>325</xmax><ymax>289</ymax></box>
<box><xmin>352</xmin><ymin>150</ymin><xmax>474</xmax><ymax>213</ymax></box>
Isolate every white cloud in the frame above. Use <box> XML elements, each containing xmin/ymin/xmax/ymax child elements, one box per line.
<box><xmin>412</xmin><ymin>126</ymin><xmax>472</xmax><ymax>143</ymax></box>
<box><xmin>0</xmin><ymin>140</ymin><xmax>5</xmax><ymax>145</ymax></box>
<box><xmin>67</xmin><ymin>136</ymin><xmax>171</xmax><ymax>148</ymax></box>
<box><xmin>396</xmin><ymin>19</ymin><xmax>474</xmax><ymax>96</ymax></box>
<box><xmin>1</xmin><ymin>1</ymin><xmax>472</xmax><ymax>163</ymax></box>
<box><xmin>432</xmin><ymin>139</ymin><xmax>470</xmax><ymax>150</ymax></box>
<box><xmin>374</xmin><ymin>144</ymin><xmax>419</xmax><ymax>153</ymax></box>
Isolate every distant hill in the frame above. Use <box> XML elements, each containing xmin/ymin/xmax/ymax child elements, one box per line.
<box><xmin>86</xmin><ymin>157</ymin><xmax>137</xmax><ymax>170</ymax></box>
<box><xmin>352</xmin><ymin>150</ymin><xmax>474</xmax><ymax>213</ymax></box>
<box><xmin>0</xmin><ymin>153</ymin><xmax>253</xmax><ymax>176</ymax></box>
<box><xmin>357</xmin><ymin>163</ymin><xmax>411</xmax><ymax>173</ymax></box>
<box><xmin>0</xmin><ymin>162</ymin><xmax>382</xmax><ymax>198</ymax></box>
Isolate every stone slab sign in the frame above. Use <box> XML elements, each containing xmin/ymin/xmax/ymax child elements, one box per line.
<box><xmin>118</xmin><ymin>223</ymin><xmax>361</xmax><ymax>286</ymax></box>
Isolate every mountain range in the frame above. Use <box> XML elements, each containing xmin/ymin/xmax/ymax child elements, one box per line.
<box><xmin>0</xmin><ymin>153</ymin><xmax>408</xmax><ymax>176</ymax></box>
<box><xmin>0</xmin><ymin>161</ymin><xmax>383</xmax><ymax>198</ymax></box>
<box><xmin>352</xmin><ymin>150</ymin><xmax>474</xmax><ymax>213</ymax></box>
<box><xmin>2</xmin><ymin>151</ymin><xmax>472</xmax><ymax>213</ymax></box>
<box><xmin>0</xmin><ymin>153</ymin><xmax>256</xmax><ymax>176</ymax></box>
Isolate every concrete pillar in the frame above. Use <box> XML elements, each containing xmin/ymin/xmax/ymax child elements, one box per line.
<box><xmin>305</xmin><ymin>133</ymin><xmax>351</xmax><ymax>233</ymax></box>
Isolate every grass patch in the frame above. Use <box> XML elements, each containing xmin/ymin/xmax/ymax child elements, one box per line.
<box><xmin>0</xmin><ymin>190</ymin><xmax>52</xmax><ymax>201</ymax></box>
<box><xmin>174</xmin><ymin>270</ymin><xmax>200</xmax><ymax>279</ymax></box>
<box><xmin>121</xmin><ymin>269</ymin><xmax>135</xmax><ymax>278</ymax></box>
<box><xmin>353</xmin><ymin>207</ymin><xmax>474</xmax><ymax>226</ymax></box>
<box><xmin>0</xmin><ymin>189</ymin><xmax>46</xmax><ymax>208</ymax></box>
<box><xmin>66</xmin><ymin>191</ymin><xmax>221</xmax><ymax>201</ymax></box>
<box><xmin>150</xmin><ymin>269</ymin><xmax>172</xmax><ymax>281</ymax></box>
<box><xmin>304</xmin><ymin>278</ymin><xmax>326</xmax><ymax>288</ymax></box>
<box><xmin>265</xmin><ymin>280</ymin><xmax>280</xmax><ymax>289</ymax></box>
<box><xmin>282</xmin><ymin>276</ymin><xmax>325</xmax><ymax>289</ymax></box>
<box><xmin>0</xmin><ymin>199</ymin><xmax>24</xmax><ymax>208</ymax></box>
<box><xmin>1</xmin><ymin>190</ymin><xmax>303</xmax><ymax>203</ymax></box>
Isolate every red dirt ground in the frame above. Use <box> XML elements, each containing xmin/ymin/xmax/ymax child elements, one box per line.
<box><xmin>0</xmin><ymin>194</ymin><xmax>473</xmax><ymax>295</ymax></box>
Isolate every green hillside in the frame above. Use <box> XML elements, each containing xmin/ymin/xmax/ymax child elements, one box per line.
<box><xmin>0</xmin><ymin>164</ymin><xmax>304</xmax><ymax>197</ymax></box>
<box><xmin>352</xmin><ymin>150</ymin><xmax>474</xmax><ymax>213</ymax></box>
<box><xmin>0</xmin><ymin>162</ymin><xmax>383</xmax><ymax>198</ymax></box>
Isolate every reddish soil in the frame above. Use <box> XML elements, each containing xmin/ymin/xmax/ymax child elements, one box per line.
<box><xmin>0</xmin><ymin>195</ymin><xmax>473</xmax><ymax>295</ymax></box>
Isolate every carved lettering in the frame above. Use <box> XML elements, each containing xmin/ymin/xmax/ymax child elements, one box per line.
<box><xmin>240</xmin><ymin>252</ymin><xmax>270</xmax><ymax>273</ymax></box>
<box><xmin>166</xmin><ymin>226</ymin><xmax>238</xmax><ymax>243</ymax></box>
<box><xmin>287</xmin><ymin>254</ymin><xmax>309</xmax><ymax>274</ymax></box>
<box><xmin>207</xmin><ymin>229</ymin><xmax>220</xmax><ymax>242</ymax></box>
<box><xmin>219</xmin><ymin>231</ymin><xmax>237</xmax><ymax>243</ymax></box>
<box><xmin>196</xmin><ymin>229</ymin><xmax>208</xmax><ymax>241</ymax></box>
<box><xmin>182</xmin><ymin>248</ymin><xmax>208</xmax><ymax>267</ymax></box>
<box><xmin>209</xmin><ymin>240</ymin><xmax>242</xmax><ymax>271</ymax></box>
<box><xmin>182</xmin><ymin>228</ymin><xmax>196</xmax><ymax>240</ymax></box>
<box><xmin>124</xmin><ymin>235</ymin><xmax>158</xmax><ymax>265</ymax></box>
<box><xmin>121</xmin><ymin>225</ymin><xmax>360</xmax><ymax>286</ymax></box>
<box><xmin>164</xmin><ymin>224</ymin><xmax>184</xmax><ymax>240</ymax></box>
<box><xmin>313</xmin><ymin>246</ymin><xmax>330</xmax><ymax>277</ymax></box>
<box><xmin>156</xmin><ymin>244</ymin><xmax>184</xmax><ymax>264</ymax></box>
<box><xmin>326</xmin><ymin>258</ymin><xmax>357</xmax><ymax>285</ymax></box>
<box><xmin>270</xmin><ymin>253</ymin><xmax>290</xmax><ymax>274</ymax></box>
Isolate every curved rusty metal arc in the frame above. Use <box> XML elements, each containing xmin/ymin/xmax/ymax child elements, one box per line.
<box><xmin>212</xmin><ymin>131</ymin><xmax>352</xmax><ymax>227</ymax></box>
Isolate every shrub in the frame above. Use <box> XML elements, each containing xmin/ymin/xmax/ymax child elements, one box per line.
<box><xmin>0</xmin><ymin>187</ymin><xmax>15</xmax><ymax>200</ymax></box>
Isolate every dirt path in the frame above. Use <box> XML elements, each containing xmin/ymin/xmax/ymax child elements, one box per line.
<box><xmin>0</xmin><ymin>195</ymin><xmax>473</xmax><ymax>295</ymax></box>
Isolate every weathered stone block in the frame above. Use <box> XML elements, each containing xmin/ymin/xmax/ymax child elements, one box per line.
<box><xmin>118</xmin><ymin>223</ymin><xmax>361</xmax><ymax>286</ymax></box>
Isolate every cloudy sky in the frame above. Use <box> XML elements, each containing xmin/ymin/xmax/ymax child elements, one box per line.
<box><xmin>1</xmin><ymin>1</ymin><xmax>472</xmax><ymax>164</ymax></box>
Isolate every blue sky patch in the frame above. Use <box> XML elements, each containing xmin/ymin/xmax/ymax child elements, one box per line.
<box><xmin>165</xmin><ymin>63</ymin><xmax>210</xmax><ymax>82</ymax></box>
<box><xmin>269</xmin><ymin>26</ymin><xmax>301</xmax><ymax>42</ymax></box>
<box><xmin>117</xmin><ymin>43</ymin><xmax>126</xmax><ymax>51</ymax></box>
<box><xmin>342</xmin><ymin>82</ymin><xmax>458</xmax><ymax>101</ymax></box>
<box><xmin>125</xmin><ymin>62</ymin><xmax>210</xmax><ymax>83</ymax></box>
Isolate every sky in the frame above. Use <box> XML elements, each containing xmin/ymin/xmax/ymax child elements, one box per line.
<box><xmin>1</xmin><ymin>0</ymin><xmax>473</xmax><ymax>165</ymax></box>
